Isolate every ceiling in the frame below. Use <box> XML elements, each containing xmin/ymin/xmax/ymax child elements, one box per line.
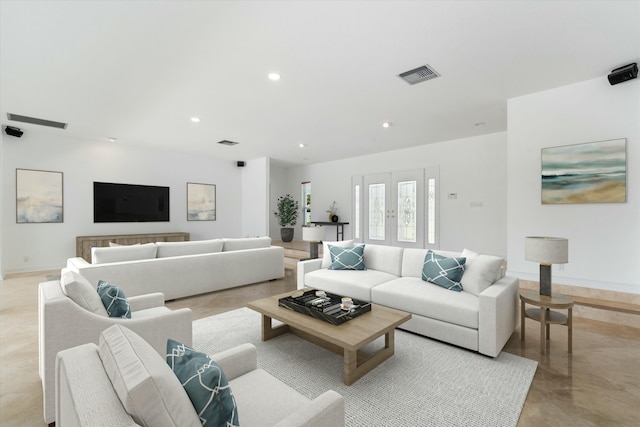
<box><xmin>1</xmin><ymin>1</ymin><xmax>639</xmax><ymax>167</ymax></box>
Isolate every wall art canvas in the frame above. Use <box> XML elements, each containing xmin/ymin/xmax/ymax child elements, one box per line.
<box><xmin>16</xmin><ymin>168</ymin><xmax>64</xmax><ymax>223</ymax></box>
<box><xmin>541</xmin><ymin>138</ymin><xmax>626</xmax><ymax>204</ymax></box>
<box><xmin>187</xmin><ymin>182</ymin><xmax>216</xmax><ymax>221</ymax></box>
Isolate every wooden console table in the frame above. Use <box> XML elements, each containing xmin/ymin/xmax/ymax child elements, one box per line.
<box><xmin>520</xmin><ymin>289</ymin><xmax>573</xmax><ymax>355</ymax></box>
<box><xmin>76</xmin><ymin>232</ymin><xmax>190</xmax><ymax>263</ymax></box>
<box><xmin>310</xmin><ymin>222</ymin><xmax>349</xmax><ymax>241</ymax></box>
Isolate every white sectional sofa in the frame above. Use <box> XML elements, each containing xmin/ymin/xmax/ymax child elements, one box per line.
<box><xmin>67</xmin><ymin>237</ymin><xmax>285</xmax><ymax>300</ymax></box>
<box><xmin>297</xmin><ymin>242</ymin><xmax>519</xmax><ymax>357</ymax></box>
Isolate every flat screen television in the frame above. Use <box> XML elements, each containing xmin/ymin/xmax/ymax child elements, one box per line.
<box><xmin>93</xmin><ymin>182</ymin><xmax>170</xmax><ymax>222</ymax></box>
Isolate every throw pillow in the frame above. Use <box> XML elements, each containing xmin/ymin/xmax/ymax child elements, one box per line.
<box><xmin>97</xmin><ymin>280</ymin><xmax>131</xmax><ymax>318</ymax></box>
<box><xmin>167</xmin><ymin>339</ymin><xmax>239</xmax><ymax>427</ymax></box>
<box><xmin>99</xmin><ymin>325</ymin><xmax>201</xmax><ymax>426</ymax></box>
<box><xmin>328</xmin><ymin>244</ymin><xmax>366</xmax><ymax>270</ymax></box>
<box><xmin>460</xmin><ymin>248</ymin><xmax>504</xmax><ymax>296</ymax></box>
<box><xmin>321</xmin><ymin>239</ymin><xmax>354</xmax><ymax>268</ymax></box>
<box><xmin>59</xmin><ymin>269</ymin><xmax>108</xmax><ymax>316</ymax></box>
<box><xmin>422</xmin><ymin>250</ymin><xmax>466</xmax><ymax>292</ymax></box>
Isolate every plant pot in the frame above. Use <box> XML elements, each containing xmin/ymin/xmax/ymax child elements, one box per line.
<box><xmin>280</xmin><ymin>227</ymin><xmax>294</xmax><ymax>242</ymax></box>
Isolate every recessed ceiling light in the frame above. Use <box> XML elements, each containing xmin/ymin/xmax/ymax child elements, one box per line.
<box><xmin>106</xmin><ymin>137</ymin><xmax>117</xmax><ymax>142</ymax></box>
<box><xmin>191</xmin><ymin>117</ymin><xmax>200</xmax><ymax>123</ymax></box>
<box><xmin>268</xmin><ymin>73</ymin><xmax>281</xmax><ymax>81</ymax></box>
<box><xmin>299</xmin><ymin>143</ymin><xmax>305</xmax><ymax>148</ymax></box>
<box><xmin>382</xmin><ymin>122</ymin><xmax>392</xmax><ymax>128</ymax></box>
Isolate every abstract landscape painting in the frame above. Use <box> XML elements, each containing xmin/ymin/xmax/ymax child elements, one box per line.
<box><xmin>187</xmin><ymin>182</ymin><xmax>216</xmax><ymax>220</ymax></box>
<box><xmin>541</xmin><ymin>139</ymin><xmax>626</xmax><ymax>204</ymax></box>
<box><xmin>16</xmin><ymin>169</ymin><xmax>64</xmax><ymax>223</ymax></box>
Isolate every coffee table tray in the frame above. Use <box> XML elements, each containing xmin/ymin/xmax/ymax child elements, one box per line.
<box><xmin>278</xmin><ymin>289</ymin><xmax>371</xmax><ymax>325</ymax></box>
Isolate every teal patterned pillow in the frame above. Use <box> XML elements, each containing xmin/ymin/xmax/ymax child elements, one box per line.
<box><xmin>422</xmin><ymin>250</ymin><xmax>466</xmax><ymax>292</ymax></box>
<box><xmin>97</xmin><ymin>280</ymin><xmax>131</xmax><ymax>318</ymax></box>
<box><xmin>328</xmin><ymin>244</ymin><xmax>366</xmax><ymax>270</ymax></box>
<box><xmin>166</xmin><ymin>339</ymin><xmax>239</xmax><ymax>427</ymax></box>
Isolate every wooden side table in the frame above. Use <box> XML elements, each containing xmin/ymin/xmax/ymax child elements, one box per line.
<box><xmin>520</xmin><ymin>289</ymin><xmax>574</xmax><ymax>355</ymax></box>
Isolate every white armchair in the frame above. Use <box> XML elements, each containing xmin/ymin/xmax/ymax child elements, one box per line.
<box><xmin>39</xmin><ymin>273</ymin><xmax>192</xmax><ymax>425</ymax></box>
<box><xmin>55</xmin><ymin>327</ymin><xmax>345</xmax><ymax>427</ymax></box>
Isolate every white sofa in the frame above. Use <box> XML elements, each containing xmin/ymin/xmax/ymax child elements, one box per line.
<box><xmin>56</xmin><ymin>325</ymin><xmax>345</xmax><ymax>427</ymax></box>
<box><xmin>297</xmin><ymin>242</ymin><xmax>519</xmax><ymax>357</ymax></box>
<box><xmin>66</xmin><ymin>237</ymin><xmax>285</xmax><ymax>300</ymax></box>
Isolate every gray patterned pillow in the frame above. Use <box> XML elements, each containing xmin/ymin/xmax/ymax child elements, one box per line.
<box><xmin>97</xmin><ymin>280</ymin><xmax>131</xmax><ymax>318</ymax></box>
<box><xmin>422</xmin><ymin>250</ymin><xmax>466</xmax><ymax>292</ymax></box>
<box><xmin>328</xmin><ymin>244</ymin><xmax>366</xmax><ymax>270</ymax></box>
<box><xmin>166</xmin><ymin>339</ymin><xmax>239</xmax><ymax>426</ymax></box>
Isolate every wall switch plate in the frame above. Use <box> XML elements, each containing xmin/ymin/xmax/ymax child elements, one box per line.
<box><xmin>448</xmin><ymin>193</ymin><xmax>457</xmax><ymax>199</ymax></box>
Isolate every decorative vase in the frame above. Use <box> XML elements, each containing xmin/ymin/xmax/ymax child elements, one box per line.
<box><xmin>331</xmin><ymin>214</ymin><xmax>339</xmax><ymax>223</ymax></box>
<box><xmin>280</xmin><ymin>227</ymin><xmax>294</xmax><ymax>242</ymax></box>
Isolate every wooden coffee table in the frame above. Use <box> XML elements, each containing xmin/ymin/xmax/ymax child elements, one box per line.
<box><xmin>247</xmin><ymin>290</ymin><xmax>411</xmax><ymax>385</ymax></box>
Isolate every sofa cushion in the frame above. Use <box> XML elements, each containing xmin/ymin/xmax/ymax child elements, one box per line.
<box><xmin>222</xmin><ymin>237</ymin><xmax>271</xmax><ymax>252</ymax></box>
<box><xmin>372</xmin><ymin>277</ymin><xmax>480</xmax><ymax>329</ymax></box>
<box><xmin>156</xmin><ymin>239</ymin><xmax>223</xmax><ymax>258</ymax></box>
<box><xmin>305</xmin><ymin>268</ymin><xmax>398</xmax><ymax>301</ymax></box>
<box><xmin>229</xmin><ymin>369</ymin><xmax>309</xmax><ymax>427</ymax></box>
<box><xmin>59</xmin><ymin>269</ymin><xmax>108</xmax><ymax>316</ymax></box>
<box><xmin>97</xmin><ymin>280</ymin><xmax>131</xmax><ymax>319</ymax></box>
<box><xmin>166</xmin><ymin>339</ymin><xmax>239</xmax><ymax>426</ymax></box>
<box><xmin>321</xmin><ymin>240</ymin><xmax>354</xmax><ymax>268</ymax></box>
<box><xmin>328</xmin><ymin>244</ymin><xmax>366</xmax><ymax>270</ymax></box>
<box><xmin>92</xmin><ymin>243</ymin><xmax>158</xmax><ymax>264</ymax></box>
<box><xmin>422</xmin><ymin>250</ymin><xmax>466</xmax><ymax>292</ymax></box>
<box><xmin>460</xmin><ymin>248</ymin><xmax>504</xmax><ymax>296</ymax></box>
<box><xmin>98</xmin><ymin>325</ymin><xmax>201</xmax><ymax>426</ymax></box>
<box><xmin>362</xmin><ymin>244</ymin><xmax>404</xmax><ymax>276</ymax></box>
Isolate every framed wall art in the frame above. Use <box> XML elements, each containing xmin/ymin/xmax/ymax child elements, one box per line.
<box><xmin>16</xmin><ymin>168</ymin><xmax>64</xmax><ymax>223</ymax></box>
<box><xmin>541</xmin><ymin>138</ymin><xmax>626</xmax><ymax>204</ymax></box>
<box><xmin>187</xmin><ymin>182</ymin><xmax>216</xmax><ymax>221</ymax></box>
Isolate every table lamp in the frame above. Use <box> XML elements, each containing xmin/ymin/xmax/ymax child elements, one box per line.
<box><xmin>302</xmin><ymin>226</ymin><xmax>324</xmax><ymax>259</ymax></box>
<box><xmin>525</xmin><ymin>236</ymin><xmax>568</xmax><ymax>296</ymax></box>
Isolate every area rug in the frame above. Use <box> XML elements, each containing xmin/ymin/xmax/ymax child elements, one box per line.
<box><xmin>193</xmin><ymin>308</ymin><xmax>537</xmax><ymax>427</ymax></box>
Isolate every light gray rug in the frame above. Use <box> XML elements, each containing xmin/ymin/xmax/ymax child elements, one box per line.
<box><xmin>193</xmin><ymin>307</ymin><xmax>537</xmax><ymax>427</ymax></box>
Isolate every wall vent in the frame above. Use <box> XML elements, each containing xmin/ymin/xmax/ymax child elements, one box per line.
<box><xmin>7</xmin><ymin>113</ymin><xmax>68</xmax><ymax>129</ymax></box>
<box><xmin>398</xmin><ymin>65</ymin><xmax>440</xmax><ymax>85</ymax></box>
<box><xmin>217</xmin><ymin>140</ymin><xmax>239</xmax><ymax>146</ymax></box>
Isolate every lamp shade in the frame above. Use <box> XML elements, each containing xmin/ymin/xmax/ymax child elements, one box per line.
<box><xmin>302</xmin><ymin>226</ymin><xmax>324</xmax><ymax>242</ymax></box>
<box><xmin>525</xmin><ymin>236</ymin><xmax>568</xmax><ymax>264</ymax></box>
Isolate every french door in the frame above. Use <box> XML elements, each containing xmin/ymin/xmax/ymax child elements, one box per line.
<box><xmin>362</xmin><ymin>170</ymin><xmax>424</xmax><ymax>248</ymax></box>
<box><xmin>354</xmin><ymin>167</ymin><xmax>438</xmax><ymax>249</ymax></box>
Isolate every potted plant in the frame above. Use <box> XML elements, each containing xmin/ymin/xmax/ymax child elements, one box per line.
<box><xmin>274</xmin><ymin>194</ymin><xmax>300</xmax><ymax>242</ymax></box>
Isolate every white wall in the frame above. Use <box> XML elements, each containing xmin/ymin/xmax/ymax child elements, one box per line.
<box><xmin>241</xmin><ymin>157</ymin><xmax>270</xmax><ymax>237</ymax></box>
<box><xmin>507</xmin><ymin>77</ymin><xmax>640</xmax><ymax>294</ymax></box>
<box><xmin>273</xmin><ymin>132</ymin><xmax>508</xmax><ymax>257</ymax></box>
<box><xmin>1</xmin><ymin>130</ymin><xmax>244</xmax><ymax>273</ymax></box>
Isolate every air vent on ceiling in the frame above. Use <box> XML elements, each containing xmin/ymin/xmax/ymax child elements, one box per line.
<box><xmin>7</xmin><ymin>113</ymin><xmax>68</xmax><ymax>129</ymax></box>
<box><xmin>217</xmin><ymin>140</ymin><xmax>239</xmax><ymax>146</ymax></box>
<box><xmin>398</xmin><ymin>65</ymin><xmax>440</xmax><ymax>85</ymax></box>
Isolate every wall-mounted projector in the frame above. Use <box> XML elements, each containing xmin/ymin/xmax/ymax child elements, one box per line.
<box><xmin>5</xmin><ymin>126</ymin><xmax>23</xmax><ymax>137</ymax></box>
<box><xmin>607</xmin><ymin>63</ymin><xmax>638</xmax><ymax>86</ymax></box>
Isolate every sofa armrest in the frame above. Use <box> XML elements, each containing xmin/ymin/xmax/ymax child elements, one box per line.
<box><xmin>273</xmin><ymin>390</ymin><xmax>345</xmax><ymax>427</ymax></box>
<box><xmin>478</xmin><ymin>275</ymin><xmax>519</xmax><ymax>357</ymax></box>
<box><xmin>66</xmin><ymin>257</ymin><xmax>91</xmax><ymax>269</ymax></box>
<box><xmin>127</xmin><ymin>293</ymin><xmax>165</xmax><ymax>311</ymax></box>
<box><xmin>296</xmin><ymin>259</ymin><xmax>323</xmax><ymax>290</ymax></box>
<box><xmin>210</xmin><ymin>343</ymin><xmax>258</xmax><ymax>381</ymax></box>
